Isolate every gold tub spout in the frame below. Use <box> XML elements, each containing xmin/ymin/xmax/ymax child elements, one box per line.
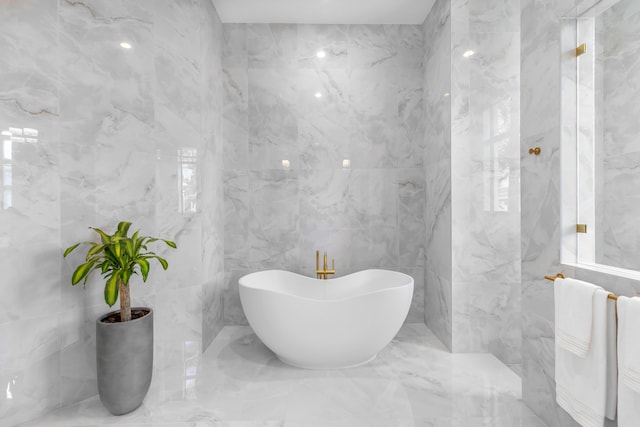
<box><xmin>316</xmin><ymin>250</ymin><xmax>335</xmax><ymax>280</ymax></box>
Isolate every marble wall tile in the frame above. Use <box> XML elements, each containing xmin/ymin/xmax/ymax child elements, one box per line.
<box><xmin>453</xmin><ymin>281</ymin><xmax>521</xmax><ymax>364</ymax></box>
<box><xmin>0</xmin><ymin>1</ymin><xmax>225</xmax><ymax>424</ymax></box>
<box><xmin>223</xmin><ymin>24</ymin><xmax>248</xmax><ymax>69</ymax></box>
<box><xmin>297</xmin><ymin>68</ymin><xmax>350</xmax><ymax>170</ymax></box>
<box><xmin>248</xmin><ymin>68</ymin><xmax>299</xmax><ymax>170</ymax></box>
<box><xmin>0</xmin><ymin>0</ymin><xmax>58</xmax><ymax>115</ymax></box>
<box><xmin>348</xmin><ymin>169</ymin><xmax>398</xmax><ymax>230</ymax></box>
<box><xmin>224</xmin><ymin>170</ymin><xmax>250</xmax><ymax>270</ymax></box>
<box><xmin>397</xmin><ymin>67</ymin><xmax>425</xmax><ymax>169</ymax></box>
<box><xmin>0</xmin><ymin>0</ymin><xmax>62</xmax><ymax>423</ymax></box>
<box><xmin>596</xmin><ymin>0</ymin><xmax>640</xmax><ymax>271</ymax></box>
<box><xmin>348</xmin><ymin>25</ymin><xmax>399</xmax><ymax>70</ymax></box>
<box><xmin>468</xmin><ymin>0</ymin><xmax>520</xmax><ymax>33</ymax></box>
<box><xmin>397</xmin><ymin>25</ymin><xmax>425</xmax><ymax>69</ymax></box>
<box><xmin>248</xmin><ymin>170</ymin><xmax>300</xmax><ymax>270</ymax></box>
<box><xmin>58</xmin><ymin>304</ymin><xmax>104</xmax><ymax>407</ymax></box>
<box><xmin>298</xmin><ymin>169</ymin><xmax>350</xmax><ymax>232</ymax></box>
<box><xmin>223</xmin><ymin>269</ymin><xmax>251</xmax><ymax>325</ymax></box>
<box><xmin>450</xmin><ymin>0</ymin><xmax>521</xmax><ymax>365</ymax></box>
<box><xmin>398</xmin><ymin>169</ymin><xmax>426</xmax><ymax>269</ymax></box>
<box><xmin>248</xmin><ymin>24</ymin><xmax>298</xmax><ymax>69</ymax></box>
<box><xmin>403</xmin><ymin>267</ymin><xmax>426</xmax><ymax>323</ymax></box>
<box><xmin>0</xmin><ymin>354</ymin><xmax>60</xmax><ymax>426</ymax></box>
<box><xmin>223</xmin><ymin>23</ymin><xmax>425</xmax><ymax>324</ymax></box>
<box><xmin>349</xmin><ymin>69</ymin><xmax>399</xmax><ymax>168</ymax></box>
<box><xmin>223</xmin><ymin>67</ymin><xmax>249</xmax><ymax>170</ymax></box>
<box><xmin>201</xmin><ymin>0</ymin><xmax>225</xmax><ymax>351</ymax></box>
<box><xmin>423</xmin><ymin>0</ymin><xmax>453</xmax><ymax>349</ymax></box>
<box><xmin>520</xmin><ymin>0</ymin><xmax>597</xmax><ymax>425</ymax></box>
<box><xmin>298</xmin><ymin>25</ymin><xmax>349</xmax><ymax>69</ymax></box>
<box><xmin>422</xmin><ymin>0</ymin><xmax>521</xmax><ymax>366</ymax></box>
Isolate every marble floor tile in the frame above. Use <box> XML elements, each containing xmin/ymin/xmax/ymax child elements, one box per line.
<box><xmin>18</xmin><ymin>324</ymin><xmax>545</xmax><ymax>427</ymax></box>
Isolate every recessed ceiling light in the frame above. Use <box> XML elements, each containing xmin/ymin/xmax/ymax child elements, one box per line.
<box><xmin>443</xmin><ymin>92</ymin><xmax>450</xmax><ymax>97</ymax></box>
<box><xmin>315</xmin><ymin>92</ymin><xmax>323</xmax><ymax>98</ymax></box>
<box><xmin>120</xmin><ymin>42</ymin><xmax>132</xmax><ymax>49</ymax></box>
<box><xmin>316</xmin><ymin>50</ymin><xmax>327</xmax><ymax>58</ymax></box>
<box><xmin>463</xmin><ymin>50</ymin><xmax>474</xmax><ymax>58</ymax></box>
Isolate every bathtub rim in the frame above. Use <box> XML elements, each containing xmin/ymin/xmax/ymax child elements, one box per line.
<box><xmin>238</xmin><ymin>269</ymin><xmax>414</xmax><ymax>303</ymax></box>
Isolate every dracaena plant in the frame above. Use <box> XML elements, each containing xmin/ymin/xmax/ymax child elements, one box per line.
<box><xmin>63</xmin><ymin>221</ymin><xmax>177</xmax><ymax>322</ymax></box>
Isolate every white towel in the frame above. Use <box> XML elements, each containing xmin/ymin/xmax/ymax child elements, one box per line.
<box><xmin>555</xmin><ymin>286</ymin><xmax>617</xmax><ymax>427</ymax></box>
<box><xmin>555</xmin><ymin>278</ymin><xmax>601</xmax><ymax>357</ymax></box>
<box><xmin>617</xmin><ymin>296</ymin><xmax>640</xmax><ymax>427</ymax></box>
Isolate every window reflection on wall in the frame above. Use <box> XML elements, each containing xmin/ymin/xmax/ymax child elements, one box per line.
<box><xmin>482</xmin><ymin>98</ymin><xmax>512</xmax><ymax>212</ymax></box>
<box><xmin>2</xmin><ymin>127</ymin><xmax>39</xmax><ymax>210</ymax></box>
<box><xmin>181</xmin><ymin>340</ymin><xmax>199</xmax><ymax>399</ymax></box>
<box><xmin>178</xmin><ymin>148</ymin><xmax>198</xmax><ymax>214</ymax></box>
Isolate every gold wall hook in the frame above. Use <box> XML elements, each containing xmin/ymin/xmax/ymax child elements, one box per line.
<box><xmin>528</xmin><ymin>147</ymin><xmax>541</xmax><ymax>156</ymax></box>
<box><xmin>576</xmin><ymin>43</ymin><xmax>587</xmax><ymax>57</ymax></box>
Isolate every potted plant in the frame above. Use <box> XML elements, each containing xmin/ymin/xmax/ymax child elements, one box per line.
<box><xmin>64</xmin><ymin>221</ymin><xmax>176</xmax><ymax>415</ymax></box>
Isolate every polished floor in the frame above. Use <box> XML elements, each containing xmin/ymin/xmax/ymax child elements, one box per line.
<box><xmin>20</xmin><ymin>324</ymin><xmax>546</xmax><ymax>427</ymax></box>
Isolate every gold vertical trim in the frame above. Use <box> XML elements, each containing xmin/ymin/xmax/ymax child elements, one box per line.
<box><xmin>576</xmin><ymin>224</ymin><xmax>587</xmax><ymax>233</ymax></box>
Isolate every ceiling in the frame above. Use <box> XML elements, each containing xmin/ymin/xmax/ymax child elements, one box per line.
<box><xmin>211</xmin><ymin>0</ymin><xmax>436</xmax><ymax>25</ymax></box>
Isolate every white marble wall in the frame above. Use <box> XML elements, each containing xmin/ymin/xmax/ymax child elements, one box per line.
<box><xmin>520</xmin><ymin>0</ymin><xmax>640</xmax><ymax>425</ymax></box>
<box><xmin>520</xmin><ymin>1</ymin><xmax>579</xmax><ymax>424</ymax></box>
<box><xmin>450</xmin><ymin>0</ymin><xmax>521</xmax><ymax>364</ymax></box>
<box><xmin>422</xmin><ymin>0</ymin><xmax>521</xmax><ymax>365</ymax></box>
<box><xmin>0</xmin><ymin>1</ymin><xmax>224</xmax><ymax>425</ymax></box>
<box><xmin>423</xmin><ymin>0</ymin><xmax>453</xmax><ymax>351</ymax></box>
<box><xmin>595</xmin><ymin>0</ymin><xmax>640</xmax><ymax>272</ymax></box>
<box><xmin>222</xmin><ymin>24</ymin><xmax>426</xmax><ymax>325</ymax></box>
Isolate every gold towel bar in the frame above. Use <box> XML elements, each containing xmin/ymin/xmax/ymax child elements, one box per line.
<box><xmin>545</xmin><ymin>273</ymin><xmax>618</xmax><ymax>300</ymax></box>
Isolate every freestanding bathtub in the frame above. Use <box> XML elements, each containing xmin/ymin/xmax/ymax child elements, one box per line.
<box><xmin>238</xmin><ymin>269</ymin><xmax>414</xmax><ymax>369</ymax></box>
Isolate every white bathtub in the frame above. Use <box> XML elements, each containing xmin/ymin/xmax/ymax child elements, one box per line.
<box><xmin>238</xmin><ymin>269</ymin><xmax>414</xmax><ymax>369</ymax></box>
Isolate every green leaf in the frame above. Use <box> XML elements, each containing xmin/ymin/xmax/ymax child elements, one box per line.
<box><xmin>103</xmin><ymin>246</ymin><xmax>119</xmax><ymax>264</ymax></box>
<box><xmin>90</xmin><ymin>227</ymin><xmax>111</xmax><ymax>244</ymax></box>
<box><xmin>104</xmin><ymin>272</ymin><xmax>120</xmax><ymax>307</ymax></box>
<box><xmin>121</xmin><ymin>269</ymin><xmax>131</xmax><ymax>286</ymax></box>
<box><xmin>163</xmin><ymin>239</ymin><xmax>177</xmax><ymax>249</ymax></box>
<box><xmin>124</xmin><ymin>239</ymin><xmax>134</xmax><ymax>257</ymax></box>
<box><xmin>117</xmin><ymin>221</ymin><xmax>132</xmax><ymax>236</ymax></box>
<box><xmin>135</xmin><ymin>259</ymin><xmax>150</xmax><ymax>281</ymax></box>
<box><xmin>100</xmin><ymin>261</ymin><xmax>110</xmax><ymax>274</ymax></box>
<box><xmin>85</xmin><ymin>244</ymin><xmax>105</xmax><ymax>260</ymax></box>
<box><xmin>155</xmin><ymin>256</ymin><xmax>169</xmax><ymax>270</ymax></box>
<box><xmin>63</xmin><ymin>242</ymin><xmax>81</xmax><ymax>257</ymax></box>
<box><xmin>114</xmin><ymin>241</ymin><xmax>121</xmax><ymax>258</ymax></box>
<box><xmin>71</xmin><ymin>261</ymin><xmax>96</xmax><ymax>286</ymax></box>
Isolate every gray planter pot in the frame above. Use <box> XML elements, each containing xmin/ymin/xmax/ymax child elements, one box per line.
<box><xmin>96</xmin><ymin>307</ymin><xmax>153</xmax><ymax>415</ymax></box>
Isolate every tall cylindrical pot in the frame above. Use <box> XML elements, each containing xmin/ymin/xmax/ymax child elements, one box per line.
<box><xmin>96</xmin><ymin>307</ymin><xmax>153</xmax><ymax>415</ymax></box>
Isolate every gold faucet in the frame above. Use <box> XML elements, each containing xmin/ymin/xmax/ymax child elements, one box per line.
<box><xmin>315</xmin><ymin>250</ymin><xmax>335</xmax><ymax>279</ymax></box>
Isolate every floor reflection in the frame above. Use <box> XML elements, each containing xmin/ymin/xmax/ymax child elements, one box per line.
<box><xmin>19</xmin><ymin>324</ymin><xmax>546</xmax><ymax>427</ymax></box>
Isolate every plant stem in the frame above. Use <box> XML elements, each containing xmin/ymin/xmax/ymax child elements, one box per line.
<box><xmin>119</xmin><ymin>279</ymin><xmax>131</xmax><ymax>322</ymax></box>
